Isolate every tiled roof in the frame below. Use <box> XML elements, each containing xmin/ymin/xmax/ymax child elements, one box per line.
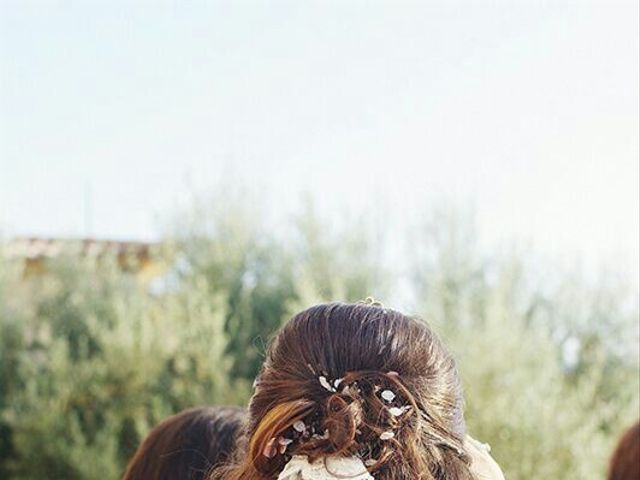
<box><xmin>4</xmin><ymin>237</ymin><xmax>157</xmax><ymax>260</ymax></box>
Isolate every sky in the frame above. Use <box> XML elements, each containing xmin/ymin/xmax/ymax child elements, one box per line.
<box><xmin>1</xmin><ymin>1</ymin><xmax>638</xmax><ymax>286</ymax></box>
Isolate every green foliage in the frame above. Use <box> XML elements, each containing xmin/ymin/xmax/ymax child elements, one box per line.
<box><xmin>412</xmin><ymin>214</ymin><xmax>639</xmax><ymax>480</ymax></box>
<box><xmin>0</xmin><ymin>254</ymin><xmax>246</xmax><ymax>479</ymax></box>
<box><xmin>172</xmin><ymin>192</ymin><xmax>388</xmax><ymax>381</ymax></box>
<box><xmin>0</xmin><ymin>202</ymin><xmax>637</xmax><ymax>479</ymax></box>
<box><xmin>438</xmin><ymin>265</ymin><xmax>638</xmax><ymax>480</ymax></box>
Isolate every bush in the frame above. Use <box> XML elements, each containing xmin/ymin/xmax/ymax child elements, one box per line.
<box><xmin>411</xmin><ymin>216</ymin><xmax>639</xmax><ymax>480</ymax></box>
<box><xmin>0</xmin><ymin>254</ymin><xmax>246</xmax><ymax>479</ymax></box>
<box><xmin>0</xmin><ymin>203</ymin><xmax>637</xmax><ymax>479</ymax></box>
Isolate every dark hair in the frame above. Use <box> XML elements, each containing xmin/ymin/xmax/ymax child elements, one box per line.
<box><xmin>608</xmin><ymin>421</ymin><xmax>640</xmax><ymax>480</ymax></box>
<box><xmin>123</xmin><ymin>406</ymin><xmax>245</xmax><ymax>480</ymax></box>
<box><xmin>214</xmin><ymin>302</ymin><xmax>473</xmax><ymax>479</ymax></box>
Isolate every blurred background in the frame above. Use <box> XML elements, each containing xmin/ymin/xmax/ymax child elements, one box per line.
<box><xmin>0</xmin><ymin>1</ymin><xmax>638</xmax><ymax>479</ymax></box>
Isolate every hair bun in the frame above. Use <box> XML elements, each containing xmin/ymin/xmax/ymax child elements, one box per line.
<box><xmin>223</xmin><ymin>303</ymin><xmax>475</xmax><ymax>480</ymax></box>
<box><xmin>322</xmin><ymin>393</ymin><xmax>363</xmax><ymax>454</ymax></box>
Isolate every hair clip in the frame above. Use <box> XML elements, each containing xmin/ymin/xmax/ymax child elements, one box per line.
<box><xmin>358</xmin><ymin>297</ymin><xmax>385</xmax><ymax>308</ymax></box>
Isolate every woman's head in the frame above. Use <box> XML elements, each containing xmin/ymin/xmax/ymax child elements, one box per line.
<box><xmin>218</xmin><ymin>302</ymin><xmax>472</xmax><ymax>480</ymax></box>
<box><xmin>608</xmin><ymin>421</ymin><xmax>640</xmax><ymax>480</ymax></box>
<box><xmin>123</xmin><ymin>406</ymin><xmax>245</xmax><ymax>480</ymax></box>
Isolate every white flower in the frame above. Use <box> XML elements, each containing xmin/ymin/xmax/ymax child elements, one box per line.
<box><xmin>380</xmin><ymin>431</ymin><xmax>395</xmax><ymax>440</ymax></box>
<box><xmin>293</xmin><ymin>420</ymin><xmax>307</xmax><ymax>433</ymax></box>
<box><xmin>388</xmin><ymin>405</ymin><xmax>411</xmax><ymax>417</ymax></box>
<box><xmin>319</xmin><ymin>376</ymin><xmax>336</xmax><ymax>392</ymax></box>
<box><xmin>312</xmin><ymin>429</ymin><xmax>330</xmax><ymax>440</ymax></box>
<box><xmin>277</xmin><ymin>455</ymin><xmax>374</xmax><ymax>480</ymax></box>
<box><xmin>278</xmin><ymin>436</ymin><xmax>294</xmax><ymax>453</ymax></box>
<box><xmin>381</xmin><ymin>389</ymin><xmax>396</xmax><ymax>402</ymax></box>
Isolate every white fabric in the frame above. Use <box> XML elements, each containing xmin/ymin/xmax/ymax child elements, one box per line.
<box><xmin>275</xmin><ymin>437</ymin><xmax>504</xmax><ymax>480</ymax></box>
<box><xmin>277</xmin><ymin>455</ymin><xmax>374</xmax><ymax>480</ymax></box>
<box><xmin>465</xmin><ymin>436</ymin><xmax>505</xmax><ymax>480</ymax></box>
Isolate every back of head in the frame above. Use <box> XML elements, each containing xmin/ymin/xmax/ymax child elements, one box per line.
<box><xmin>608</xmin><ymin>421</ymin><xmax>640</xmax><ymax>480</ymax></box>
<box><xmin>215</xmin><ymin>302</ymin><xmax>473</xmax><ymax>480</ymax></box>
<box><xmin>123</xmin><ymin>406</ymin><xmax>245</xmax><ymax>480</ymax></box>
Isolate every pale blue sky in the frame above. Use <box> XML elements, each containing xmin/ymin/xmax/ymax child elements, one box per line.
<box><xmin>1</xmin><ymin>1</ymin><xmax>638</xmax><ymax>283</ymax></box>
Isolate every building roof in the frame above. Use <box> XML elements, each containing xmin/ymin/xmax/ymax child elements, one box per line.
<box><xmin>4</xmin><ymin>237</ymin><xmax>157</xmax><ymax>260</ymax></box>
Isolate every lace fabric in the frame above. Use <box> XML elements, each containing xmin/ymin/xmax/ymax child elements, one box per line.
<box><xmin>276</xmin><ymin>437</ymin><xmax>504</xmax><ymax>480</ymax></box>
<box><xmin>277</xmin><ymin>455</ymin><xmax>374</xmax><ymax>480</ymax></box>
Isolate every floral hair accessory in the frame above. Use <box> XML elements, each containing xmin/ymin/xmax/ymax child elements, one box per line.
<box><xmin>279</xmin><ymin>437</ymin><xmax>294</xmax><ymax>450</ymax></box>
<box><xmin>388</xmin><ymin>406</ymin><xmax>411</xmax><ymax>417</ymax></box>
<box><xmin>263</xmin><ymin>437</ymin><xmax>278</xmax><ymax>458</ymax></box>
<box><xmin>319</xmin><ymin>375</ymin><xmax>347</xmax><ymax>393</ymax></box>
<box><xmin>380</xmin><ymin>389</ymin><xmax>396</xmax><ymax>402</ymax></box>
<box><xmin>379</xmin><ymin>431</ymin><xmax>395</xmax><ymax>441</ymax></box>
<box><xmin>293</xmin><ymin>421</ymin><xmax>307</xmax><ymax>433</ymax></box>
<box><xmin>318</xmin><ymin>376</ymin><xmax>335</xmax><ymax>392</ymax></box>
<box><xmin>263</xmin><ymin>371</ymin><xmax>414</xmax><ymax>471</ymax></box>
<box><xmin>311</xmin><ymin>429</ymin><xmax>330</xmax><ymax>440</ymax></box>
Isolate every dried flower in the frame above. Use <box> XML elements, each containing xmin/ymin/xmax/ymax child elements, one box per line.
<box><xmin>263</xmin><ymin>437</ymin><xmax>278</xmax><ymax>458</ymax></box>
<box><xmin>312</xmin><ymin>429</ymin><xmax>330</xmax><ymax>440</ymax></box>
<box><xmin>389</xmin><ymin>405</ymin><xmax>411</xmax><ymax>417</ymax></box>
<box><xmin>319</xmin><ymin>376</ymin><xmax>336</xmax><ymax>392</ymax></box>
<box><xmin>278</xmin><ymin>437</ymin><xmax>293</xmax><ymax>454</ymax></box>
<box><xmin>381</xmin><ymin>389</ymin><xmax>396</xmax><ymax>402</ymax></box>
<box><xmin>293</xmin><ymin>420</ymin><xmax>307</xmax><ymax>433</ymax></box>
<box><xmin>380</xmin><ymin>431</ymin><xmax>395</xmax><ymax>441</ymax></box>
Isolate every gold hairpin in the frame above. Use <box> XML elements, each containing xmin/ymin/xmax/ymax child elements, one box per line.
<box><xmin>359</xmin><ymin>296</ymin><xmax>385</xmax><ymax>308</ymax></box>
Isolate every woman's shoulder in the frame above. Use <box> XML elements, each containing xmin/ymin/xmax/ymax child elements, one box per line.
<box><xmin>465</xmin><ymin>435</ymin><xmax>506</xmax><ymax>480</ymax></box>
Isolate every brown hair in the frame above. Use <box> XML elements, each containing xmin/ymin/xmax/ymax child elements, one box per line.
<box><xmin>214</xmin><ymin>302</ymin><xmax>473</xmax><ymax>479</ymax></box>
<box><xmin>122</xmin><ymin>406</ymin><xmax>245</xmax><ymax>480</ymax></box>
<box><xmin>608</xmin><ymin>421</ymin><xmax>640</xmax><ymax>480</ymax></box>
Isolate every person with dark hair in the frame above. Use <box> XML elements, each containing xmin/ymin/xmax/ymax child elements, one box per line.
<box><xmin>122</xmin><ymin>406</ymin><xmax>245</xmax><ymax>480</ymax></box>
<box><xmin>213</xmin><ymin>301</ymin><xmax>504</xmax><ymax>480</ymax></box>
<box><xmin>608</xmin><ymin>420</ymin><xmax>640</xmax><ymax>480</ymax></box>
